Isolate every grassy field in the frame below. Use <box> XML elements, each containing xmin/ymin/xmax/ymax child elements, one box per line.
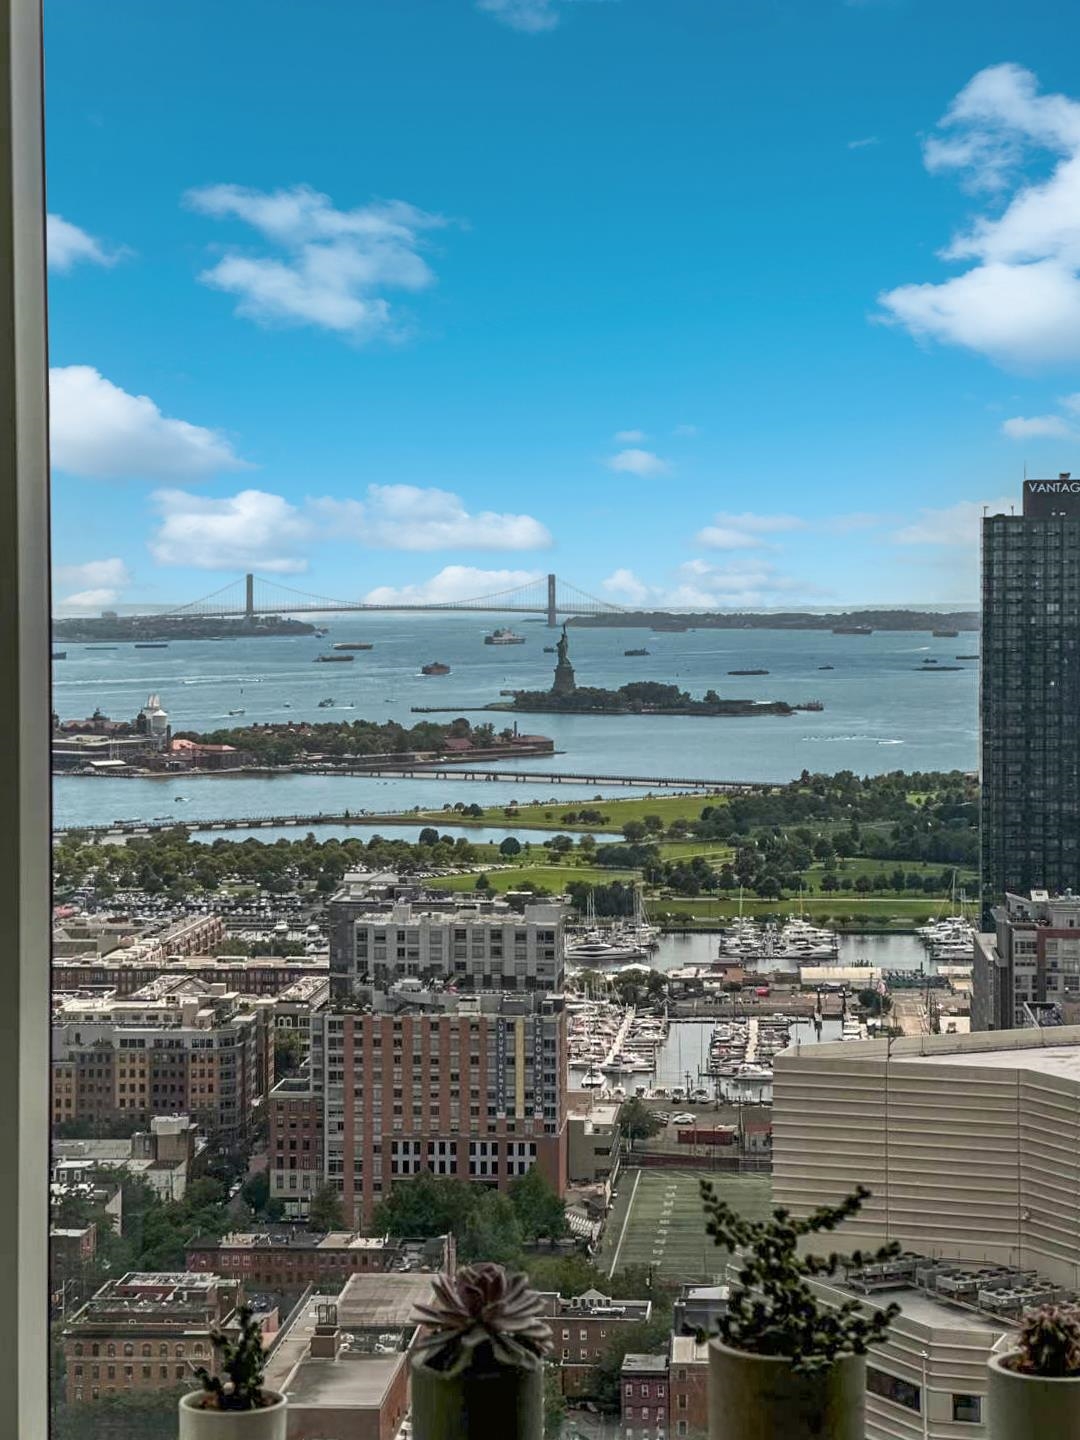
<box><xmin>411</xmin><ymin>792</ymin><xmax>721</xmax><ymax>832</ymax></box>
<box><xmin>654</xmin><ymin>895</ymin><xmax>953</xmax><ymax>925</ymax></box>
<box><xmin>428</xmin><ymin>863</ymin><xmax>638</xmax><ymax>893</ymax></box>
<box><xmin>600</xmin><ymin>1169</ymin><xmax>772</xmax><ymax>1284</ymax></box>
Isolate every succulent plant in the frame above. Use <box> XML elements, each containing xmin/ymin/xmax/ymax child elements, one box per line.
<box><xmin>193</xmin><ymin>1304</ymin><xmax>271</xmax><ymax>1411</ymax></box>
<box><xmin>412</xmin><ymin>1263</ymin><xmax>553</xmax><ymax>1376</ymax></box>
<box><xmin>1014</xmin><ymin>1304</ymin><xmax>1080</xmax><ymax>1377</ymax></box>
<box><xmin>701</xmin><ymin>1179</ymin><xmax>901</xmax><ymax>1374</ymax></box>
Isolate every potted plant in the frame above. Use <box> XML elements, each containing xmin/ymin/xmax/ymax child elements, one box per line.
<box><xmin>701</xmin><ymin>1179</ymin><xmax>901</xmax><ymax>1440</ymax></box>
<box><xmin>179</xmin><ymin>1303</ymin><xmax>287</xmax><ymax>1439</ymax></box>
<box><xmin>988</xmin><ymin>1303</ymin><xmax>1080</xmax><ymax>1439</ymax></box>
<box><xmin>410</xmin><ymin>1262</ymin><xmax>552</xmax><ymax>1440</ymax></box>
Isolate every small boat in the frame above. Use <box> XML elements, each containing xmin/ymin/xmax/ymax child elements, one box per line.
<box><xmin>315</xmin><ymin>653</ymin><xmax>354</xmax><ymax>663</ymax></box>
<box><xmin>484</xmin><ymin>628</ymin><xmax>525</xmax><ymax>645</ymax></box>
<box><xmin>624</xmin><ymin>648</ymin><xmax>650</xmax><ymax>656</ymax></box>
<box><xmin>817</xmin><ymin>664</ymin><xmax>834</xmax><ymax>670</ymax></box>
<box><xmin>227</xmin><ymin>709</ymin><xmax>245</xmax><ymax>717</ymax></box>
<box><xmin>543</xmin><ymin>646</ymin><xmax>556</xmax><ymax>653</ymax></box>
<box><xmin>174</xmin><ymin>796</ymin><xmax>187</xmax><ymax>803</ymax></box>
<box><xmin>728</xmin><ymin>668</ymin><xmax>768</xmax><ymax>675</ymax></box>
<box><xmin>932</xmin><ymin>628</ymin><xmax>959</xmax><ymax>638</ymax></box>
<box><xmin>317</xmin><ymin>698</ymin><xmax>335</xmax><ymax>708</ymax></box>
<box><xmin>915</xmin><ymin>664</ymin><xmax>963</xmax><ymax>671</ymax></box>
<box><xmin>956</xmin><ymin>654</ymin><xmax>979</xmax><ymax>660</ymax></box>
<box><xmin>135</xmin><ymin>642</ymin><xmax>168</xmax><ymax>648</ymax></box>
<box><xmin>333</xmin><ymin>642</ymin><xmax>373</xmax><ymax>651</ymax></box>
<box><xmin>85</xmin><ymin>645</ymin><xmax>117</xmax><ymax>651</ymax></box>
<box><xmin>52</xmin><ymin>650</ymin><xmax>66</xmax><ymax>660</ymax></box>
<box><xmin>422</xmin><ymin>662</ymin><xmax>451</xmax><ymax>675</ymax></box>
<box><xmin>580</xmin><ymin>1069</ymin><xmax>607</xmax><ymax>1089</ymax></box>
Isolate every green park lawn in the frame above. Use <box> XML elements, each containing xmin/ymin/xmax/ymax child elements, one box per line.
<box><xmin>600</xmin><ymin>1169</ymin><xmax>772</xmax><ymax>1284</ymax></box>
<box><xmin>411</xmin><ymin>792</ymin><xmax>723</xmax><ymax>833</ymax></box>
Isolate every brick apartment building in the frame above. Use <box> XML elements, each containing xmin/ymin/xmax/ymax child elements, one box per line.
<box><xmin>621</xmin><ymin>1353</ymin><xmax>669</xmax><ymax>1440</ymax></box>
<box><xmin>185</xmin><ymin>1230</ymin><xmax>452</xmax><ymax>1289</ymax></box>
<box><xmin>52</xmin><ymin>952</ymin><xmax>328</xmax><ymax>998</ymax></box>
<box><xmin>538</xmin><ymin>1289</ymin><xmax>651</xmax><ymax>1396</ymax></box>
<box><xmin>267</xmin><ymin>876</ymin><xmax>569</xmax><ymax>1225</ymax></box>
<box><xmin>61</xmin><ymin>1272</ymin><xmax>251</xmax><ymax>1403</ymax></box>
<box><xmin>52</xmin><ymin>977</ymin><xmax>273</xmax><ymax>1148</ymax></box>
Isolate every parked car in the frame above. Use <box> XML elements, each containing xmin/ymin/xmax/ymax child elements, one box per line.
<box><xmin>670</xmin><ymin>1112</ymin><xmax>697</xmax><ymax>1124</ymax></box>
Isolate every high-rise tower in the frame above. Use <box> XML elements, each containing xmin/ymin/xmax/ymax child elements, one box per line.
<box><xmin>980</xmin><ymin>476</ymin><xmax>1080</xmax><ymax>916</ymax></box>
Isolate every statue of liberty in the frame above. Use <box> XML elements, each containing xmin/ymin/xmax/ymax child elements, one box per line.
<box><xmin>552</xmin><ymin>622</ymin><xmax>576</xmax><ymax>696</ymax></box>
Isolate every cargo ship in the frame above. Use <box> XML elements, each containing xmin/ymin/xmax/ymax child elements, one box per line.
<box><xmin>832</xmin><ymin>625</ymin><xmax>872</xmax><ymax>635</ymax></box>
<box><xmin>315</xmin><ymin>653</ymin><xmax>354</xmax><ymax>663</ymax></box>
<box><xmin>728</xmin><ymin>668</ymin><xmax>768</xmax><ymax>675</ymax></box>
<box><xmin>421</xmin><ymin>662</ymin><xmax>451</xmax><ymax>675</ymax></box>
<box><xmin>932</xmin><ymin>628</ymin><xmax>960</xmax><ymax>638</ymax></box>
<box><xmin>135</xmin><ymin>642</ymin><xmax>169</xmax><ymax>648</ymax></box>
<box><xmin>333</xmin><ymin>642</ymin><xmax>373</xmax><ymax>651</ymax></box>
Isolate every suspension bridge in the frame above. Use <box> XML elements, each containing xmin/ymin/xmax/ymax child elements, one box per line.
<box><xmin>158</xmin><ymin>573</ymin><xmax>625</xmax><ymax>627</ymax></box>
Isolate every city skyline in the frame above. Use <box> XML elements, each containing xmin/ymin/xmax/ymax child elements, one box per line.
<box><xmin>46</xmin><ymin>0</ymin><xmax>1080</xmax><ymax>613</ymax></box>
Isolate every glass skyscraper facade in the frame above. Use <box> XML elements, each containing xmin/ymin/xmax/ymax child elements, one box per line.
<box><xmin>980</xmin><ymin>478</ymin><xmax>1080</xmax><ymax>918</ymax></box>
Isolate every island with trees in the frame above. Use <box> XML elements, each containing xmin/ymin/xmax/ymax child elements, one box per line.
<box><xmin>568</xmin><ymin>606</ymin><xmax>978</xmax><ymax>632</ymax></box>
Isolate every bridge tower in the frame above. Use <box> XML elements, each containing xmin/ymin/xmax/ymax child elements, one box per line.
<box><xmin>547</xmin><ymin>573</ymin><xmax>557</xmax><ymax>627</ymax></box>
<box><xmin>245</xmin><ymin>573</ymin><xmax>254</xmax><ymax>621</ymax></box>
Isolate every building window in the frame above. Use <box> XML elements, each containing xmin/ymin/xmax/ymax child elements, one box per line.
<box><xmin>867</xmin><ymin>1366</ymin><xmax>921</xmax><ymax>1413</ymax></box>
<box><xmin>953</xmin><ymin>1394</ymin><xmax>982</xmax><ymax>1424</ymax></box>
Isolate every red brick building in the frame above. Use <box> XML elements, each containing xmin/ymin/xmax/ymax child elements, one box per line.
<box><xmin>621</xmin><ymin>1353</ymin><xmax>669</xmax><ymax>1440</ymax></box>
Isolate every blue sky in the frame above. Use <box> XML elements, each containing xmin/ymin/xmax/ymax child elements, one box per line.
<box><xmin>43</xmin><ymin>0</ymin><xmax>1080</xmax><ymax>612</ymax></box>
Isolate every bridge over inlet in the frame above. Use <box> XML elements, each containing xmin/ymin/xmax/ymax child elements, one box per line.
<box><xmin>159</xmin><ymin>572</ymin><xmax>624</xmax><ymax>627</ymax></box>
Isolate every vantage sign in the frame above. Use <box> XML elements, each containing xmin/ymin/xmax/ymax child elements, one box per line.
<box><xmin>1023</xmin><ymin>477</ymin><xmax>1080</xmax><ymax>518</ymax></box>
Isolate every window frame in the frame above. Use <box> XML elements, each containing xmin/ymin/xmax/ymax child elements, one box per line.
<box><xmin>0</xmin><ymin>1</ymin><xmax>52</xmax><ymax>1436</ymax></box>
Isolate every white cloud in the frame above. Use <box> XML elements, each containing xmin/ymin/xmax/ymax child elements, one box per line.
<box><xmin>476</xmin><ymin>0</ymin><xmax>563</xmax><ymax>31</ymax></box>
<box><xmin>894</xmin><ymin>496</ymin><xmax>1015</xmax><ymax>546</ymax></box>
<box><xmin>601</xmin><ymin>567</ymin><xmax>652</xmax><ymax>605</ymax></box>
<box><xmin>149</xmin><ymin>488</ymin><xmax>312</xmax><ymax>573</ymax></box>
<box><xmin>50</xmin><ymin>366</ymin><xmax>248</xmax><ymax>481</ymax></box>
<box><xmin>364</xmin><ymin>565</ymin><xmax>543</xmax><ymax>605</ymax></box>
<box><xmin>604</xmin><ymin>448</ymin><xmax>672</xmax><ymax>477</ymax></box>
<box><xmin>613</xmin><ymin>429</ymin><xmax>647</xmax><ymax>443</ymax></box>
<box><xmin>1001</xmin><ymin>413</ymin><xmax>1073</xmax><ymax>438</ymax></box>
<box><xmin>61</xmin><ymin>588</ymin><xmax>124</xmax><ymax>610</ymax></box>
<box><xmin>879</xmin><ymin>65</ymin><xmax>1080</xmax><ymax>366</ymax></box>
<box><xmin>599</xmin><ymin>559</ymin><xmax>819</xmax><ymax>610</ymax></box>
<box><xmin>47</xmin><ymin>214</ymin><xmax>126</xmax><ymax>272</ymax></box>
<box><xmin>311</xmin><ymin>485</ymin><xmax>551</xmax><ymax>551</ymax></box>
<box><xmin>185</xmin><ymin>184</ymin><xmax>448</xmax><ymax>339</ymax></box>
<box><xmin>847</xmin><ymin>136</ymin><xmax>880</xmax><ymax>150</ymax></box>
<box><xmin>54</xmin><ymin>558</ymin><xmax>131</xmax><ymax>590</ymax></box>
<box><xmin>1061</xmin><ymin>392</ymin><xmax>1080</xmax><ymax>414</ymax></box>
<box><xmin>672</xmin><ymin>423</ymin><xmax>699</xmax><ymax>437</ymax></box>
<box><xmin>695</xmin><ymin>511</ymin><xmax>806</xmax><ymax>549</ymax></box>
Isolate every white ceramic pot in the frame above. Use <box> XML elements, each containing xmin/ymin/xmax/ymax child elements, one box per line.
<box><xmin>178</xmin><ymin>1390</ymin><xmax>287</xmax><ymax>1440</ymax></box>
<box><xmin>708</xmin><ymin>1338</ymin><xmax>865</xmax><ymax>1440</ymax></box>
<box><xmin>988</xmin><ymin>1350</ymin><xmax>1080</xmax><ymax>1440</ymax></box>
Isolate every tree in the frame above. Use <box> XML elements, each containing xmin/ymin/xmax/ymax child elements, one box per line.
<box><xmin>459</xmin><ymin>1189</ymin><xmax>523</xmax><ymax>1265</ymax></box>
<box><xmin>418</xmin><ymin>827</ymin><xmax>440</xmax><ymax>846</ymax></box>
<box><xmin>508</xmin><ymin>1166</ymin><xmax>568</xmax><ymax>1242</ymax></box>
<box><xmin>309</xmin><ymin>1183</ymin><xmax>346</xmax><ymax>1232</ymax></box>
<box><xmin>474</xmin><ymin>871</ymin><xmax>491</xmax><ymax>891</ymax></box>
<box><xmin>619</xmin><ymin>1097</ymin><xmax>662</xmax><ymax>1142</ymax></box>
<box><xmin>544</xmin><ymin>1368</ymin><xmax>567</xmax><ymax>1438</ymax></box>
<box><xmin>622</xmin><ymin>819</ymin><xmax>647</xmax><ymax>843</ymax></box>
<box><xmin>372</xmin><ymin>1173</ymin><xmax>479</xmax><ymax>1239</ymax></box>
<box><xmin>499</xmin><ymin>836</ymin><xmax>522</xmax><ymax>857</ymax></box>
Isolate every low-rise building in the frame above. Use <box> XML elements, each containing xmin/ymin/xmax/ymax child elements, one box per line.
<box><xmin>53</xmin><ymin>1114</ymin><xmax>206</xmax><ymax>1201</ymax></box>
<box><xmin>53</xmin><ymin>951</ymin><xmax>327</xmax><ymax>998</ymax></box>
<box><xmin>668</xmin><ymin>1335</ymin><xmax>709</xmax><ymax>1440</ymax></box>
<box><xmin>621</xmin><ymin>1353</ymin><xmax>669</xmax><ymax>1440</ymax></box>
<box><xmin>186</xmin><ymin>1231</ymin><xmax>452</xmax><ymax>1291</ymax></box>
<box><xmin>538</xmin><ymin>1289</ymin><xmax>651</xmax><ymax>1396</ymax></box>
<box><xmin>263</xmin><ymin>1272</ymin><xmax>435</xmax><ymax>1440</ymax></box>
<box><xmin>567</xmin><ymin>1098</ymin><xmax>621</xmax><ymax>1185</ymax></box>
<box><xmin>61</xmin><ymin>1271</ymin><xmax>247</xmax><ymax>1404</ymax></box>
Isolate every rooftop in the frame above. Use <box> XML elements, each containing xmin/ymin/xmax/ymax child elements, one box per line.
<box><xmin>621</xmin><ymin>1353</ymin><xmax>669</xmax><ymax>1375</ymax></box>
<box><xmin>283</xmin><ymin>1350</ymin><xmax>404</xmax><ymax>1409</ymax></box>
<box><xmin>782</xmin><ymin>1022</ymin><xmax>1080</xmax><ymax>1080</ymax></box>
<box><xmin>670</xmin><ymin>1336</ymin><xmax>710</xmax><ymax>1365</ymax></box>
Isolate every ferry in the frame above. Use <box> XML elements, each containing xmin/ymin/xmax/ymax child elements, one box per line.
<box><xmin>484</xmin><ymin>628</ymin><xmax>526</xmax><ymax>645</ymax></box>
<box><xmin>421</xmin><ymin>662</ymin><xmax>450</xmax><ymax>675</ymax></box>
